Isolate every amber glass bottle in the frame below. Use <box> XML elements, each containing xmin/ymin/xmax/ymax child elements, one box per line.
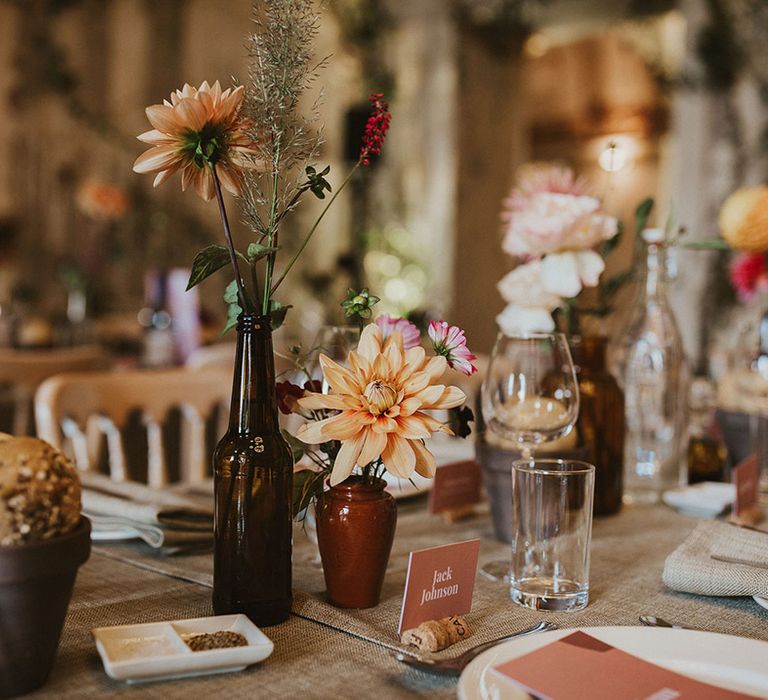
<box><xmin>213</xmin><ymin>314</ymin><xmax>293</xmax><ymax>626</ymax></box>
<box><xmin>571</xmin><ymin>336</ymin><xmax>625</xmax><ymax>516</ymax></box>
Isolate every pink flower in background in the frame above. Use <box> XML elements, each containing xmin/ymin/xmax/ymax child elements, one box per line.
<box><xmin>503</xmin><ymin>165</ymin><xmax>588</xmax><ymax>213</ymax></box>
<box><xmin>730</xmin><ymin>253</ymin><xmax>768</xmax><ymax>302</ymax></box>
<box><xmin>76</xmin><ymin>179</ymin><xmax>130</xmax><ymax>221</ymax></box>
<box><xmin>502</xmin><ymin>192</ymin><xmax>618</xmax><ymax>258</ymax></box>
<box><xmin>500</xmin><ymin>165</ymin><xmax>617</xmax><ymax>258</ymax></box>
<box><xmin>428</xmin><ymin>321</ymin><xmax>477</xmax><ymax>375</ymax></box>
<box><xmin>375</xmin><ymin>314</ymin><xmax>421</xmax><ymax>349</ymax></box>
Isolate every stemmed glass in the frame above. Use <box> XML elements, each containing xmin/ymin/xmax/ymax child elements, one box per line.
<box><xmin>306</xmin><ymin>325</ymin><xmax>361</xmax><ymax>392</ymax></box>
<box><xmin>479</xmin><ymin>332</ymin><xmax>580</xmax><ymax>581</ymax></box>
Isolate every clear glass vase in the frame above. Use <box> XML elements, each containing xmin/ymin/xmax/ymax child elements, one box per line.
<box><xmin>620</xmin><ymin>229</ymin><xmax>688</xmax><ymax>504</ymax></box>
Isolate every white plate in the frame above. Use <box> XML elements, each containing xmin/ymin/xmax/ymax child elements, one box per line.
<box><xmin>662</xmin><ymin>482</ymin><xmax>735</xmax><ymax>518</ymax></box>
<box><xmin>384</xmin><ymin>438</ymin><xmax>476</xmax><ymax>499</ymax></box>
<box><xmin>93</xmin><ymin>614</ymin><xmax>273</xmax><ymax>683</ymax></box>
<box><xmin>754</xmin><ymin>596</ymin><xmax>768</xmax><ymax>611</ymax></box>
<box><xmin>457</xmin><ymin>626</ymin><xmax>768</xmax><ymax>699</ymax></box>
<box><xmin>384</xmin><ymin>472</ymin><xmax>433</xmax><ymax>499</ymax></box>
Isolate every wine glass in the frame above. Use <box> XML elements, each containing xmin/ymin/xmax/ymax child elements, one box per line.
<box><xmin>479</xmin><ymin>332</ymin><xmax>580</xmax><ymax>581</ymax></box>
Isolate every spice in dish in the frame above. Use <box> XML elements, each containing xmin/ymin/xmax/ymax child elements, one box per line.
<box><xmin>184</xmin><ymin>631</ymin><xmax>248</xmax><ymax>651</ymax></box>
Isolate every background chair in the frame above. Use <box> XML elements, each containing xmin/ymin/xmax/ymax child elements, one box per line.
<box><xmin>0</xmin><ymin>345</ymin><xmax>109</xmax><ymax>435</ymax></box>
<box><xmin>35</xmin><ymin>367</ymin><xmax>231</xmax><ymax>487</ymax></box>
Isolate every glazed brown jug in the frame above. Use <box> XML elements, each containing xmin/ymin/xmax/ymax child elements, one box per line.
<box><xmin>315</xmin><ymin>476</ymin><xmax>397</xmax><ymax>609</ymax></box>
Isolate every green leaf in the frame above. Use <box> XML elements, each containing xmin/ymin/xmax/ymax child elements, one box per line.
<box><xmin>634</xmin><ymin>197</ymin><xmax>655</xmax><ymax>234</ymax></box>
<box><xmin>281</xmin><ymin>429</ymin><xmax>306</xmax><ymax>462</ymax></box>
<box><xmin>223</xmin><ymin>279</ymin><xmax>240</xmax><ymax>304</ymax></box>
<box><xmin>269</xmin><ymin>300</ymin><xmax>293</xmax><ymax>329</ymax></box>
<box><xmin>601</xmin><ymin>220</ymin><xmax>624</xmax><ymax>257</ymax></box>
<box><xmin>187</xmin><ymin>245</ymin><xmax>232</xmax><ymax>290</ymax></box>
<box><xmin>292</xmin><ymin>468</ymin><xmax>325</xmax><ymax>519</ymax></box>
<box><xmin>601</xmin><ymin>269</ymin><xmax>634</xmax><ymax>299</ymax></box>
<box><xmin>682</xmin><ymin>240</ymin><xmax>730</xmax><ymax>250</ymax></box>
<box><xmin>222</xmin><ymin>281</ymin><xmax>242</xmax><ymax>335</ymax></box>
<box><xmin>247</xmin><ymin>242</ymin><xmax>280</xmax><ymax>261</ymax></box>
<box><xmin>222</xmin><ymin>315</ymin><xmax>239</xmax><ymax>335</ymax></box>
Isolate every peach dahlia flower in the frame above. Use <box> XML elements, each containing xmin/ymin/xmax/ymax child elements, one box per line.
<box><xmin>133</xmin><ymin>81</ymin><xmax>262</xmax><ymax>201</ymax></box>
<box><xmin>295</xmin><ymin>324</ymin><xmax>466</xmax><ymax>486</ymax></box>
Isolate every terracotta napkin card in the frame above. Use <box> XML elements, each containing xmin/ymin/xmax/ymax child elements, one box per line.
<box><xmin>491</xmin><ymin>631</ymin><xmax>757</xmax><ymax>699</ymax></box>
<box><xmin>731</xmin><ymin>454</ymin><xmax>763</xmax><ymax>526</ymax></box>
<box><xmin>398</xmin><ymin>539</ymin><xmax>480</xmax><ymax>634</ymax></box>
<box><xmin>429</xmin><ymin>460</ymin><xmax>482</xmax><ymax>515</ymax></box>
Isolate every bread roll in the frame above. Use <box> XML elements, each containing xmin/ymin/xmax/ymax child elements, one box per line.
<box><xmin>0</xmin><ymin>436</ymin><xmax>81</xmax><ymax>546</ymax></box>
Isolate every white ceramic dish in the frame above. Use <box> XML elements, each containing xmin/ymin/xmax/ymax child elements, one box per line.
<box><xmin>754</xmin><ymin>595</ymin><xmax>768</xmax><ymax>612</ymax></box>
<box><xmin>662</xmin><ymin>481</ymin><xmax>735</xmax><ymax>518</ymax></box>
<box><xmin>93</xmin><ymin>614</ymin><xmax>273</xmax><ymax>683</ymax></box>
<box><xmin>457</xmin><ymin>626</ymin><xmax>768</xmax><ymax>699</ymax></box>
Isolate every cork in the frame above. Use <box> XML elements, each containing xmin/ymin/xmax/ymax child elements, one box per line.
<box><xmin>400</xmin><ymin>616</ymin><xmax>471</xmax><ymax>652</ymax></box>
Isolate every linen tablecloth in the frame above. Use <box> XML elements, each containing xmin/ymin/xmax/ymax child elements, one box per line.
<box><xmin>30</xmin><ymin>501</ymin><xmax>768</xmax><ymax>699</ymax></box>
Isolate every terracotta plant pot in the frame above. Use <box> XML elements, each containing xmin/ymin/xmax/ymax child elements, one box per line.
<box><xmin>315</xmin><ymin>477</ymin><xmax>396</xmax><ymax>609</ymax></box>
<box><xmin>0</xmin><ymin>517</ymin><xmax>91</xmax><ymax>698</ymax></box>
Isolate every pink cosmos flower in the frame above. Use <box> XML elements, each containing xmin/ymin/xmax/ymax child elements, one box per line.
<box><xmin>730</xmin><ymin>253</ymin><xmax>768</xmax><ymax>302</ymax></box>
<box><xmin>375</xmin><ymin>314</ymin><xmax>421</xmax><ymax>349</ymax></box>
<box><xmin>428</xmin><ymin>321</ymin><xmax>477</xmax><ymax>376</ymax></box>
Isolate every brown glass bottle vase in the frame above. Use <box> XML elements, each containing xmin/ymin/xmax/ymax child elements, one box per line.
<box><xmin>213</xmin><ymin>314</ymin><xmax>294</xmax><ymax>626</ymax></box>
<box><xmin>571</xmin><ymin>335</ymin><xmax>625</xmax><ymax>516</ymax></box>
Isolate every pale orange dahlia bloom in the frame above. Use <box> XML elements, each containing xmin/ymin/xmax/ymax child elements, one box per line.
<box><xmin>295</xmin><ymin>324</ymin><xmax>466</xmax><ymax>486</ymax></box>
<box><xmin>133</xmin><ymin>81</ymin><xmax>262</xmax><ymax>201</ymax></box>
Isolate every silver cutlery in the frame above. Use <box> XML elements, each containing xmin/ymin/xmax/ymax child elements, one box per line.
<box><xmin>394</xmin><ymin>620</ymin><xmax>556</xmax><ymax>676</ymax></box>
<box><xmin>639</xmin><ymin>615</ymin><xmax>691</xmax><ymax>630</ymax></box>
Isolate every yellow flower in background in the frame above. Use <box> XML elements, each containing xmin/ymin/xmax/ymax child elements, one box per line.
<box><xmin>719</xmin><ymin>186</ymin><xmax>768</xmax><ymax>252</ymax></box>
<box><xmin>132</xmin><ymin>80</ymin><xmax>263</xmax><ymax>201</ymax></box>
<box><xmin>295</xmin><ymin>324</ymin><xmax>466</xmax><ymax>486</ymax></box>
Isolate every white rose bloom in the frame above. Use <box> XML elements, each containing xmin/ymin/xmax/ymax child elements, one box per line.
<box><xmin>496</xmin><ymin>304</ymin><xmax>556</xmax><ymax>335</ymax></box>
<box><xmin>497</xmin><ymin>259</ymin><xmax>563</xmax><ymax>309</ymax></box>
<box><xmin>540</xmin><ymin>250</ymin><xmax>606</xmax><ymax>299</ymax></box>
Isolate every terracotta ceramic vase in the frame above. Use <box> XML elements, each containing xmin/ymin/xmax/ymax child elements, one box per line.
<box><xmin>315</xmin><ymin>477</ymin><xmax>397</xmax><ymax>609</ymax></box>
<box><xmin>0</xmin><ymin>517</ymin><xmax>91</xmax><ymax>698</ymax></box>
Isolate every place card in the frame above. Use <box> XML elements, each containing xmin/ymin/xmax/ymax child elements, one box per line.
<box><xmin>491</xmin><ymin>631</ymin><xmax>756</xmax><ymax>699</ymax></box>
<box><xmin>397</xmin><ymin>539</ymin><xmax>480</xmax><ymax>634</ymax></box>
<box><xmin>731</xmin><ymin>454</ymin><xmax>763</xmax><ymax>525</ymax></box>
<box><xmin>428</xmin><ymin>460</ymin><xmax>482</xmax><ymax>515</ymax></box>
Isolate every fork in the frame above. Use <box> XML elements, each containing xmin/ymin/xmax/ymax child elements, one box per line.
<box><xmin>394</xmin><ymin>620</ymin><xmax>556</xmax><ymax>676</ymax></box>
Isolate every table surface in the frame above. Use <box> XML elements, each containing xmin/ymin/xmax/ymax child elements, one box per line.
<box><xmin>28</xmin><ymin>496</ymin><xmax>768</xmax><ymax>699</ymax></box>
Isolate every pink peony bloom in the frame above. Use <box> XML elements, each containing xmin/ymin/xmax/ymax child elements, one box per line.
<box><xmin>375</xmin><ymin>314</ymin><xmax>421</xmax><ymax>349</ymax></box>
<box><xmin>502</xmin><ymin>165</ymin><xmax>589</xmax><ymax>214</ymax></box>
<box><xmin>730</xmin><ymin>253</ymin><xmax>768</xmax><ymax>302</ymax></box>
<box><xmin>502</xmin><ymin>192</ymin><xmax>618</xmax><ymax>258</ymax></box>
<box><xmin>428</xmin><ymin>321</ymin><xmax>477</xmax><ymax>376</ymax></box>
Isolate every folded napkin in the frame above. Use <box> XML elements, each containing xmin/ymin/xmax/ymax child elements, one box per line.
<box><xmin>79</xmin><ymin>472</ymin><xmax>213</xmax><ymax>554</ymax></box>
<box><xmin>663</xmin><ymin>520</ymin><xmax>768</xmax><ymax>597</ymax></box>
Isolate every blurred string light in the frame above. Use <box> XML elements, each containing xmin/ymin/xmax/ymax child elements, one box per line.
<box><xmin>598</xmin><ymin>136</ymin><xmax>635</xmax><ymax>173</ymax></box>
<box><xmin>363</xmin><ymin>224</ymin><xmax>428</xmax><ymax>316</ymax></box>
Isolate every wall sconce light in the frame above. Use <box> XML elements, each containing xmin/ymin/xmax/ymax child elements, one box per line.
<box><xmin>598</xmin><ymin>137</ymin><xmax>634</xmax><ymax>172</ymax></box>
